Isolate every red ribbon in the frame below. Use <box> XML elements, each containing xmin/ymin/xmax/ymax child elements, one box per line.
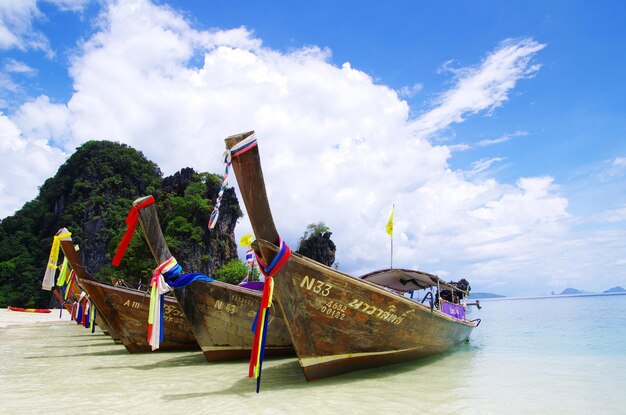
<box><xmin>112</xmin><ymin>196</ymin><xmax>155</xmax><ymax>266</ymax></box>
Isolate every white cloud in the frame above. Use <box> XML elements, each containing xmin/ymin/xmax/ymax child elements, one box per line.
<box><xmin>411</xmin><ymin>39</ymin><xmax>545</xmax><ymax>138</ymax></box>
<box><xmin>600</xmin><ymin>206</ymin><xmax>626</xmax><ymax>223</ymax></box>
<box><xmin>469</xmin><ymin>157</ymin><xmax>506</xmax><ymax>175</ymax></box>
<box><xmin>0</xmin><ymin>113</ymin><xmax>66</xmax><ymax>217</ymax></box>
<box><xmin>46</xmin><ymin>0</ymin><xmax>89</xmax><ymax>12</ymax></box>
<box><xmin>613</xmin><ymin>157</ymin><xmax>626</xmax><ymax>168</ymax></box>
<box><xmin>4</xmin><ymin>0</ymin><xmax>619</xmax><ymax>296</ymax></box>
<box><xmin>595</xmin><ymin>156</ymin><xmax>626</xmax><ymax>180</ymax></box>
<box><xmin>448</xmin><ymin>130</ymin><xmax>527</xmax><ymax>152</ymax></box>
<box><xmin>4</xmin><ymin>58</ymin><xmax>36</xmax><ymax>75</ymax></box>
<box><xmin>0</xmin><ymin>0</ymin><xmax>50</xmax><ymax>54</ymax></box>
<box><xmin>13</xmin><ymin>95</ymin><xmax>71</xmax><ymax>145</ymax></box>
<box><xmin>0</xmin><ymin>0</ymin><xmax>87</xmax><ymax>54</ymax></box>
<box><xmin>478</xmin><ymin>130</ymin><xmax>527</xmax><ymax>147</ymax></box>
<box><xmin>398</xmin><ymin>83</ymin><xmax>423</xmax><ymax>98</ymax></box>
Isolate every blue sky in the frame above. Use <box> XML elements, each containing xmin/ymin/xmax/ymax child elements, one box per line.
<box><xmin>1</xmin><ymin>0</ymin><xmax>625</xmax><ymax>296</ymax></box>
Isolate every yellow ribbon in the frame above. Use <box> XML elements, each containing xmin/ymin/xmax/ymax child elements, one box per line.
<box><xmin>48</xmin><ymin>232</ymin><xmax>71</xmax><ymax>266</ymax></box>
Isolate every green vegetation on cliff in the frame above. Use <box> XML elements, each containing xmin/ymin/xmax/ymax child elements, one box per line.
<box><xmin>0</xmin><ymin>141</ymin><xmax>241</xmax><ymax>307</ymax></box>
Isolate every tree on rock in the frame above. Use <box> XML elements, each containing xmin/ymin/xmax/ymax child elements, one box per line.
<box><xmin>296</xmin><ymin>222</ymin><xmax>336</xmax><ymax>267</ymax></box>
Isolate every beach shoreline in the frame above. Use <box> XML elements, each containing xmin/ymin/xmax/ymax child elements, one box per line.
<box><xmin>0</xmin><ymin>307</ymin><xmax>71</xmax><ymax>328</ymax></box>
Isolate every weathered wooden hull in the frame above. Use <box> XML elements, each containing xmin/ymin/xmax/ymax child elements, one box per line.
<box><xmin>261</xmin><ymin>240</ymin><xmax>476</xmax><ymax>380</ymax></box>
<box><xmin>58</xmin><ymin>234</ymin><xmax>198</xmax><ymax>353</ymax></box>
<box><xmin>79</xmin><ymin>278</ymin><xmax>199</xmax><ymax>353</ymax></box>
<box><xmin>133</xmin><ymin>196</ymin><xmax>294</xmax><ymax>361</ymax></box>
<box><xmin>175</xmin><ymin>282</ymin><xmax>293</xmax><ymax>361</ymax></box>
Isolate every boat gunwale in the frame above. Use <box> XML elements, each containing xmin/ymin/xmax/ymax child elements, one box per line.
<box><xmin>256</xmin><ymin>239</ymin><xmax>479</xmax><ymax>328</ymax></box>
<box><xmin>132</xmin><ymin>195</ymin><xmax>266</xmax><ymax>299</ymax></box>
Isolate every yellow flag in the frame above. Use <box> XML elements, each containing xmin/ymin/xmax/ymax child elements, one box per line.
<box><xmin>385</xmin><ymin>206</ymin><xmax>394</xmax><ymax>237</ymax></box>
<box><xmin>240</xmin><ymin>234</ymin><xmax>255</xmax><ymax>247</ymax></box>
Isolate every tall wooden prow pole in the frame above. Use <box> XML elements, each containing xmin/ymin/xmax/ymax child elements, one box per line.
<box><xmin>225</xmin><ymin>131</ymin><xmax>280</xmax><ymax>265</ymax></box>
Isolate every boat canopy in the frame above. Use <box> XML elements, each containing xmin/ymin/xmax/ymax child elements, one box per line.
<box><xmin>360</xmin><ymin>268</ymin><xmax>468</xmax><ymax>295</ymax></box>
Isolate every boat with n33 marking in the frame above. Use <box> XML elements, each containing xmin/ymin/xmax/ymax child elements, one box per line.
<box><xmin>226</xmin><ymin>130</ymin><xmax>481</xmax><ymax>381</ymax></box>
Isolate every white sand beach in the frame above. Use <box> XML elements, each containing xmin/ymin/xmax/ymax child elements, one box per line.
<box><xmin>0</xmin><ymin>307</ymin><xmax>70</xmax><ymax>328</ymax></box>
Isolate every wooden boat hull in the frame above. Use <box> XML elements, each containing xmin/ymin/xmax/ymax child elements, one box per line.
<box><xmin>57</xmin><ymin>234</ymin><xmax>198</xmax><ymax>352</ymax></box>
<box><xmin>79</xmin><ymin>278</ymin><xmax>199</xmax><ymax>353</ymax></box>
<box><xmin>133</xmin><ymin>196</ymin><xmax>294</xmax><ymax>361</ymax></box>
<box><xmin>175</xmin><ymin>282</ymin><xmax>293</xmax><ymax>361</ymax></box>
<box><xmin>262</xmin><ymin>240</ymin><xmax>476</xmax><ymax>381</ymax></box>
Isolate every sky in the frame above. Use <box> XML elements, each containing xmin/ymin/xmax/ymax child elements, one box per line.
<box><xmin>0</xmin><ymin>0</ymin><xmax>625</xmax><ymax>296</ymax></box>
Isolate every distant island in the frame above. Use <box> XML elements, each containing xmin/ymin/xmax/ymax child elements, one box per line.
<box><xmin>554</xmin><ymin>286</ymin><xmax>626</xmax><ymax>296</ymax></box>
<box><xmin>471</xmin><ymin>292</ymin><xmax>505</xmax><ymax>299</ymax></box>
<box><xmin>559</xmin><ymin>288</ymin><xmax>583</xmax><ymax>295</ymax></box>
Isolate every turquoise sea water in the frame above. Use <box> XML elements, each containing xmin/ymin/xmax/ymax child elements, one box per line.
<box><xmin>1</xmin><ymin>295</ymin><xmax>625</xmax><ymax>414</ymax></box>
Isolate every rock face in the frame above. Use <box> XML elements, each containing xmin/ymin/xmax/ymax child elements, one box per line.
<box><xmin>41</xmin><ymin>140</ymin><xmax>163</xmax><ymax>274</ymax></box>
<box><xmin>0</xmin><ymin>141</ymin><xmax>242</xmax><ymax>307</ymax></box>
<box><xmin>297</xmin><ymin>232</ymin><xmax>336</xmax><ymax>267</ymax></box>
<box><xmin>160</xmin><ymin>168</ymin><xmax>241</xmax><ymax>276</ymax></box>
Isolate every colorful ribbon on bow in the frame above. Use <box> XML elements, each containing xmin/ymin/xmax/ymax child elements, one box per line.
<box><xmin>84</xmin><ymin>299</ymin><xmax>96</xmax><ymax>332</ymax></box>
<box><xmin>249</xmin><ymin>238</ymin><xmax>291</xmax><ymax>393</ymax></box>
<box><xmin>56</xmin><ymin>257</ymin><xmax>70</xmax><ymax>287</ymax></box>
<box><xmin>147</xmin><ymin>257</ymin><xmax>214</xmax><ymax>351</ymax></box>
<box><xmin>75</xmin><ymin>291</ymin><xmax>87</xmax><ymax>323</ymax></box>
<box><xmin>42</xmin><ymin>231</ymin><xmax>71</xmax><ymax>290</ymax></box>
<box><xmin>148</xmin><ymin>257</ymin><xmax>176</xmax><ymax>350</ymax></box>
<box><xmin>208</xmin><ymin>133</ymin><xmax>258</xmax><ymax>229</ymax></box>
<box><xmin>112</xmin><ymin>196</ymin><xmax>155</xmax><ymax>266</ymax></box>
<box><xmin>90</xmin><ymin>304</ymin><xmax>97</xmax><ymax>333</ymax></box>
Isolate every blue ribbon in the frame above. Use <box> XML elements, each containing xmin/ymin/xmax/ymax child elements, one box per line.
<box><xmin>161</xmin><ymin>262</ymin><xmax>214</xmax><ymax>288</ymax></box>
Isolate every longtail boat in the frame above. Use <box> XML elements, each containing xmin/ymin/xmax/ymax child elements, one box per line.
<box><xmin>132</xmin><ymin>196</ymin><xmax>293</xmax><ymax>361</ymax></box>
<box><xmin>226</xmin><ymin>131</ymin><xmax>481</xmax><ymax>381</ymax></box>
<box><xmin>56</xmin><ymin>229</ymin><xmax>199</xmax><ymax>353</ymax></box>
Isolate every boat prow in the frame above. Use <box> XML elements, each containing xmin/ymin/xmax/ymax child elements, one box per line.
<box><xmin>133</xmin><ymin>196</ymin><xmax>293</xmax><ymax>361</ymax></box>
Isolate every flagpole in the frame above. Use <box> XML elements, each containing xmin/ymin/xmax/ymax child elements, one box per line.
<box><xmin>385</xmin><ymin>204</ymin><xmax>395</xmax><ymax>269</ymax></box>
<box><xmin>390</xmin><ymin>233</ymin><xmax>393</xmax><ymax>269</ymax></box>
<box><xmin>390</xmin><ymin>203</ymin><xmax>395</xmax><ymax>269</ymax></box>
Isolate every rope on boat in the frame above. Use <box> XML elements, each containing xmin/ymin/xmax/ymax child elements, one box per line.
<box><xmin>112</xmin><ymin>196</ymin><xmax>155</xmax><ymax>266</ymax></box>
<box><xmin>249</xmin><ymin>238</ymin><xmax>291</xmax><ymax>393</ymax></box>
<box><xmin>208</xmin><ymin>133</ymin><xmax>258</xmax><ymax>230</ymax></box>
<box><xmin>148</xmin><ymin>257</ymin><xmax>214</xmax><ymax>351</ymax></box>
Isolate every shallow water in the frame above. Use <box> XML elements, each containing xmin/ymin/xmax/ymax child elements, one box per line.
<box><xmin>1</xmin><ymin>295</ymin><xmax>625</xmax><ymax>414</ymax></box>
